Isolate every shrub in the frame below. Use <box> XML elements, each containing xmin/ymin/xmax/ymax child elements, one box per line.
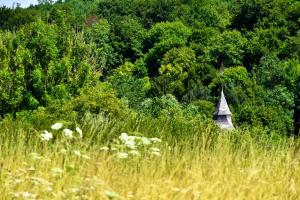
<box><xmin>64</xmin><ymin>82</ymin><xmax>128</xmax><ymax>118</ymax></box>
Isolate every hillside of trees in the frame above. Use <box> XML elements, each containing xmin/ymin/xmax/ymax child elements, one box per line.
<box><xmin>0</xmin><ymin>0</ymin><xmax>299</xmax><ymax>135</ymax></box>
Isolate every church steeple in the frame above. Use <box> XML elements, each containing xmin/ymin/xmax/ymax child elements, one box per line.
<box><xmin>214</xmin><ymin>89</ymin><xmax>234</xmax><ymax>129</ymax></box>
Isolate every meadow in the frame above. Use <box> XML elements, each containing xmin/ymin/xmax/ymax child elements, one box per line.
<box><xmin>0</xmin><ymin>0</ymin><xmax>299</xmax><ymax>199</ymax></box>
<box><xmin>0</xmin><ymin>114</ymin><xmax>299</xmax><ymax>200</ymax></box>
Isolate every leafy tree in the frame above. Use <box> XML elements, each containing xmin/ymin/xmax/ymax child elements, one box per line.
<box><xmin>185</xmin><ymin>100</ymin><xmax>215</xmax><ymax>118</ymax></box>
<box><xmin>84</xmin><ymin>19</ymin><xmax>116</xmax><ymax>77</ymax></box>
<box><xmin>0</xmin><ymin>46</ymin><xmax>29</xmax><ymax>114</ymax></box>
<box><xmin>211</xmin><ymin>30</ymin><xmax>247</xmax><ymax>68</ymax></box>
<box><xmin>253</xmin><ymin>54</ymin><xmax>286</xmax><ymax>88</ymax></box>
<box><xmin>280</xmin><ymin>59</ymin><xmax>300</xmax><ymax>135</ymax></box>
<box><xmin>245</xmin><ymin>27</ymin><xmax>290</xmax><ymax>69</ymax></box>
<box><xmin>109</xmin><ymin>62</ymin><xmax>151</xmax><ymax>108</ymax></box>
<box><xmin>98</xmin><ymin>0</ymin><xmax>135</xmax><ymax>20</ymax></box>
<box><xmin>181</xmin><ymin>80</ymin><xmax>213</xmax><ymax>103</ymax></box>
<box><xmin>171</xmin><ymin>0</ymin><xmax>231</xmax><ymax>29</ymax></box>
<box><xmin>0</xmin><ymin>6</ymin><xmax>40</xmax><ymax>31</ymax></box>
<box><xmin>0</xmin><ymin>19</ymin><xmax>100</xmax><ymax>116</ymax></box>
<box><xmin>190</xmin><ymin>24</ymin><xmax>222</xmax><ymax>57</ymax></box>
<box><xmin>235</xmin><ymin>100</ymin><xmax>293</xmax><ymax>133</ymax></box>
<box><xmin>134</xmin><ymin>0</ymin><xmax>182</xmax><ymax>28</ymax></box>
<box><xmin>20</xmin><ymin>19</ymin><xmax>59</xmax><ymax>67</ymax></box>
<box><xmin>210</xmin><ymin>66</ymin><xmax>250</xmax><ymax>106</ymax></box>
<box><xmin>110</xmin><ymin>16</ymin><xmax>146</xmax><ymax>61</ymax></box>
<box><xmin>145</xmin><ymin>21</ymin><xmax>192</xmax><ymax>76</ymax></box>
<box><xmin>154</xmin><ymin>47</ymin><xmax>197</xmax><ymax>98</ymax></box>
<box><xmin>191</xmin><ymin>26</ymin><xmax>247</xmax><ymax>68</ymax></box>
<box><xmin>64</xmin><ymin>82</ymin><xmax>127</xmax><ymax>118</ymax></box>
<box><xmin>140</xmin><ymin>94</ymin><xmax>183</xmax><ymax>118</ymax></box>
<box><xmin>231</xmin><ymin>0</ymin><xmax>288</xmax><ymax>31</ymax></box>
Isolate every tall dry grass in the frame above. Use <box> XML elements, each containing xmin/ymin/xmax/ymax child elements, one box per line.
<box><xmin>0</xmin><ymin>115</ymin><xmax>299</xmax><ymax>199</ymax></box>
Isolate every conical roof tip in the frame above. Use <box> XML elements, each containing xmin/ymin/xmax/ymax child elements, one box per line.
<box><xmin>214</xmin><ymin>90</ymin><xmax>231</xmax><ymax>116</ymax></box>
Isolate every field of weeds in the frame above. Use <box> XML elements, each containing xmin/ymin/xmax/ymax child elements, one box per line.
<box><xmin>0</xmin><ymin>115</ymin><xmax>299</xmax><ymax>200</ymax></box>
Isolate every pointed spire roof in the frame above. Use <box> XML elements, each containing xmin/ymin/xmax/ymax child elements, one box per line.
<box><xmin>214</xmin><ymin>90</ymin><xmax>231</xmax><ymax>116</ymax></box>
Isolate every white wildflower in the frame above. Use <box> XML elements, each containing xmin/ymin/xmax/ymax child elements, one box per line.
<box><xmin>69</xmin><ymin>187</ymin><xmax>80</xmax><ymax>193</ymax></box>
<box><xmin>51</xmin><ymin>122</ymin><xmax>63</xmax><ymax>130</ymax></box>
<box><xmin>22</xmin><ymin>192</ymin><xmax>31</xmax><ymax>199</ymax></box>
<box><xmin>41</xmin><ymin>130</ymin><xmax>53</xmax><ymax>141</ymax></box>
<box><xmin>111</xmin><ymin>147</ymin><xmax>117</xmax><ymax>151</ymax></box>
<box><xmin>128</xmin><ymin>135</ymin><xmax>137</xmax><ymax>140</ymax></box>
<box><xmin>149</xmin><ymin>147</ymin><xmax>160</xmax><ymax>152</ymax></box>
<box><xmin>26</xmin><ymin>167</ymin><xmax>36</xmax><ymax>172</ymax></box>
<box><xmin>82</xmin><ymin>154</ymin><xmax>91</xmax><ymax>160</ymax></box>
<box><xmin>12</xmin><ymin>192</ymin><xmax>34</xmax><ymax>199</ymax></box>
<box><xmin>125</xmin><ymin>140</ymin><xmax>136</xmax><ymax>149</ymax></box>
<box><xmin>140</xmin><ymin>137</ymin><xmax>151</xmax><ymax>145</ymax></box>
<box><xmin>30</xmin><ymin>152</ymin><xmax>43</xmax><ymax>160</ymax></box>
<box><xmin>76</xmin><ymin>127</ymin><xmax>83</xmax><ymax>138</ymax></box>
<box><xmin>150</xmin><ymin>138</ymin><xmax>162</xmax><ymax>143</ymax></box>
<box><xmin>74</xmin><ymin>150</ymin><xmax>81</xmax><ymax>157</ymax></box>
<box><xmin>100</xmin><ymin>146</ymin><xmax>109</xmax><ymax>151</ymax></box>
<box><xmin>63</xmin><ymin>128</ymin><xmax>73</xmax><ymax>138</ymax></box>
<box><xmin>104</xmin><ymin>190</ymin><xmax>120</xmax><ymax>199</ymax></box>
<box><xmin>129</xmin><ymin>150</ymin><xmax>140</xmax><ymax>156</ymax></box>
<box><xmin>13</xmin><ymin>179</ymin><xmax>23</xmax><ymax>184</ymax></box>
<box><xmin>150</xmin><ymin>151</ymin><xmax>161</xmax><ymax>157</ymax></box>
<box><xmin>51</xmin><ymin>168</ymin><xmax>63</xmax><ymax>175</ymax></box>
<box><xmin>119</xmin><ymin>132</ymin><xmax>129</xmax><ymax>142</ymax></box>
<box><xmin>117</xmin><ymin>152</ymin><xmax>128</xmax><ymax>159</ymax></box>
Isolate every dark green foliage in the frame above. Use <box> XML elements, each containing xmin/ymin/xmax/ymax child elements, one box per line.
<box><xmin>154</xmin><ymin>47</ymin><xmax>197</xmax><ymax>97</ymax></box>
<box><xmin>110</xmin><ymin>16</ymin><xmax>146</xmax><ymax>61</ymax></box>
<box><xmin>84</xmin><ymin>19</ymin><xmax>117</xmax><ymax>77</ymax></box>
<box><xmin>171</xmin><ymin>0</ymin><xmax>231</xmax><ymax>29</ymax></box>
<box><xmin>186</xmin><ymin>100</ymin><xmax>215</xmax><ymax>118</ymax></box>
<box><xmin>145</xmin><ymin>21</ymin><xmax>192</xmax><ymax>76</ymax></box>
<box><xmin>0</xmin><ymin>0</ymin><xmax>299</xmax><ymax>135</ymax></box>
<box><xmin>0</xmin><ymin>19</ymin><xmax>100</xmax><ymax>116</ymax></box>
<box><xmin>0</xmin><ymin>6</ymin><xmax>40</xmax><ymax>30</ymax></box>
<box><xmin>139</xmin><ymin>94</ymin><xmax>183</xmax><ymax>118</ymax></box>
<box><xmin>109</xmin><ymin>61</ymin><xmax>150</xmax><ymax>108</ymax></box>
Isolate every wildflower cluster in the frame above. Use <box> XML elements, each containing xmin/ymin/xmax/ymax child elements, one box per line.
<box><xmin>101</xmin><ymin>132</ymin><xmax>162</xmax><ymax>159</ymax></box>
<box><xmin>39</xmin><ymin>123</ymin><xmax>90</xmax><ymax>160</ymax></box>
<box><xmin>40</xmin><ymin>122</ymin><xmax>83</xmax><ymax>141</ymax></box>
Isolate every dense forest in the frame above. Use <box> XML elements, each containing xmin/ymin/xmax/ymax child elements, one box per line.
<box><xmin>0</xmin><ymin>0</ymin><xmax>299</xmax><ymax>135</ymax></box>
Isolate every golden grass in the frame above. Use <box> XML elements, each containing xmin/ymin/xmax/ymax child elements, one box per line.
<box><xmin>0</xmin><ymin>115</ymin><xmax>299</xmax><ymax>199</ymax></box>
<box><xmin>0</xmin><ymin>129</ymin><xmax>300</xmax><ymax>200</ymax></box>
